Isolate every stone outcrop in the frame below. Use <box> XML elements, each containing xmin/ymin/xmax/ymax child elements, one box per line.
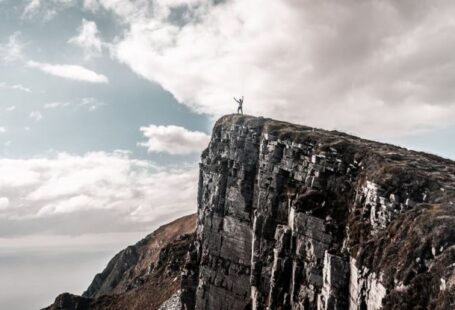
<box><xmin>181</xmin><ymin>114</ymin><xmax>455</xmax><ymax>310</ymax></box>
<box><xmin>43</xmin><ymin>214</ymin><xmax>196</xmax><ymax>310</ymax></box>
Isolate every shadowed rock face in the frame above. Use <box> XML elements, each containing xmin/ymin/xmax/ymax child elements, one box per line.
<box><xmin>83</xmin><ymin>213</ymin><xmax>197</xmax><ymax>299</ymax></box>
<box><xmin>43</xmin><ymin>214</ymin><xmax>196</xmax><ymax>310</ymax></box>
<box><xmin>181</xmin><ymin>115</ymin><xmax>455</xmax><ymax>310</ymax></box>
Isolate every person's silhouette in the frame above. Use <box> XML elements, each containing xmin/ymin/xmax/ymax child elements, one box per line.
<box><xmin>234</xmin><ymin>96</ymin><xmax>244</xmax><ymax>114</ymax></box>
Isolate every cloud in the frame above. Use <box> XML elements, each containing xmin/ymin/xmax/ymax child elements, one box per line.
<box><xmin>79</xmin><ymin>97</ymin><xmax>105</xmax><ymax>111</ymax></box>
<box><xmin>29</xmin><ymin>111</ymin><xmax>43</xmax><ymax>122</ymax></box>
<box><xmin>44</xmin><ymin>97</ymin><xmax>105</xmax><ymax>111</ymax></box>
<box><xmin>0</xmin><ymin>197</ymin><xmax>9</xmax><ymax>210</ymax></box>
<box><xmin>138</xmin><ymin>125</ymin><xmax>210</xmax><ymax>155</ymax></box>
<box><xmin>44</xmin><ymin>102</ymin><xmax>71</xmax><ymax>109</ymax></box>
<box><xmin>27</xmin><ymin>61</ymin><xmax>109</xmax><ymax>83</ymax></box>
<box><xmin>22</xmin><ymin>0</ymin><xmax>42</xmax><ymax>19</ymax></box>
<box><xmin>21</xmin><ymin>0</ymin><xmax>76</xmax><ymax>21</ymax></box>
<box><xmin>0</xmin><ymin>32</ymin><xmax>25</xmax><ymax>62</ymax></box>
<box><xmin>0</xmin><ymin>82</ymin><xmax>31</xmax><ymax>92</ymax></box>
<box><xmin>97</xmin><ymin>0</ymin><xmax>152</xmax><ymax>22</ymax></box>
<box><xmin>101</xmin><ymin>0</ymin><xmax>455</xmax><ymax>139</ymax></box>
<box><xmin>6</xmin><ymin>106</ymin><xmax>16</xmax><ymax>112</ymax></box>
<box><xmin>11</xmin><ymin>84</ymin><xmax>31</xmax><ymax>92</ymax></box>
<box><xmin>0</xmin><ymin>127</ymin><xmax>6</xmax><ymax>134</ymax></box>
<box><xmin>0</xmin><ymin>152</ymin><xmax>198</xmax><ymax>236</ymax></box>
<box><xmin>68</xmin><ymin>19</ymin><xmax>104</xmax><ymax>59</ymax></box>
<box><xmin>82</xmin><ymin>0</ymin><xmax>100</xmax><ymax>12</ymax></box>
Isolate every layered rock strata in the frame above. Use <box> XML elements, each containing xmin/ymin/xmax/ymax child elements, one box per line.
<box><xmin>181</xmin><ymin>115</ymin><xmax>455</xmax><ymax>310</ymax></box>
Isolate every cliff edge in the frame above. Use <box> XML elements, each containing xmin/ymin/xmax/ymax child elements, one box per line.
<box><xmin>181</xmin><ymin>114</ymin><xmax>455</xmax><ymax>310</ymax></box>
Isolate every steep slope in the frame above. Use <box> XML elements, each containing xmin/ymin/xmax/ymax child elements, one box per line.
<box><xmin>181</xmin><ymin>115</ymin><xmax>455</xmax><ymax>310</ymax></box>
<box><xmin>44</xmin><ymin>214</ymin><xmax>196</xmax><ymax>310</ymax></box>
<box><xmin>84</xmin><ymin>213</ymin><xmax>196</xmax><ymax>298</ymax></box>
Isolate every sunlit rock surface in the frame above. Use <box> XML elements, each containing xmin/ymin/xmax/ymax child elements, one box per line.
<box><xmin>181</xmin><ymin>114</ymin><xmax>455</xmax><ymax>310</ymax></box>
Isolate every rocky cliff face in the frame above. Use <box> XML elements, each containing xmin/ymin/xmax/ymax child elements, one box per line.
<box><xmin>43</xmin><ymin>214</ymin><xmax>196</xmax><ymax>310</ymax></box>
<box><xmin>181</xmin><ymin>115</ymin><xmax>455</xmax><ymax>310</ymax></box>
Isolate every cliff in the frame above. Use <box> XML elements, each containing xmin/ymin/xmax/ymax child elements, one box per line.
<box><xmin>43</xmin><ymin>214</ymin><xmax>196</xmax><ymax>310</ymax></box>
<box><xmin>45</xmin><ymin>115</ymin><xmax>455</xmax><ymax>310</ymax></box>
<box><xmin>181</xmin><ymin>114</ymin><xmax>455</xmax><ymax>310</ymax></box>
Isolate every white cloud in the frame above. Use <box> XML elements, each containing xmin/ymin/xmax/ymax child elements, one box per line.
<box><xmin>43</xmin><ymin>97</ymin><xmax>105</xmax><ymax>111</ymax></box>
<box><xmin>0</xmin><ymin>197</ymin><xmax>9</xmax><ymax>210</ymax></box>
<box><xmin>0</xmin><ymin>82</ymin><xmax>31</xmax><ymax>92</ymax></box>
<box><xmin>0</xmin><ymin>127</ymin><xmax>6</xmax><ymax>134</ymax></box>
<box><xmin>29</xmin><ymin>111</ymin><xmax>43</xmax><ymax>122</ymax></box>
<box><xmin>22</xmin><ymin>0</ymin><xmax>42</xmax><ymax>19</ymax></box>
<box><xmin>82</xmin><ymin>0</ymin><xmax>100</xmax><ymax>12</ymax></box>
<box><xmin>138</xmin><ymin>124</ymin><xmax>210</xmax><ymax>155</ymax></box>
<box><xmin>102</xmin><ymin>0</ymin><xmax>455</xmax><ymax>139</ymax></box>
<box><xmin>79</xmin><ymin>97</ymin><xmax>105</xmax><ymax>111</ymax></box>
<box><xmin>0</xmin><ymin>32</ymin><xmax>25</xmax><ymax>62</ymax></box>
<box><xmin>6</xmin><ymin>106</ymin><xmax>16</xmax><ymax>112</ymax></box>
<box><xmin>0</xmin><ymin>152</ymin><xmax>198</xmax><ymax>235</ymax></box>
<box><xmin>44</xmin><ymin>102</ymin><xmax>71</xmax><ymax>109</ymax></box>
<box><xmin>68</xmin><ymin>19</ymin><xmax>104</xmax><ymax>59</ymax></box>
<box><xmin>11</xmin><ymin>84</ymin><xmax>31</xmax><ymax>92</ymax></box>
<box><xmin>21</xmin><ymin>0</ymin><xmax>77</xmax><ymax>21</ymax></box>
<box><xmin>97</xmin><ymin>0</ymin><xmax>152</xmax><ymax>22</ymax></box>
<box><xmin>27</xmin><ymin>60</ymin><xmax>109</xmax><ymax>83</ymax></box>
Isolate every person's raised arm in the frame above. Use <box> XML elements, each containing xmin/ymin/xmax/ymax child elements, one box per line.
<box><xmin>233</xmin><ymin>97</ymin><xmax>239</xmax><ymax>103</ymax></box>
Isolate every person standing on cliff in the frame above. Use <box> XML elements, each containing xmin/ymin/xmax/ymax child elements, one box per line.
<box><xmin>234</xmin><ymin>96</ymin><xmax>244</xmax><ymax>114</ymax></box>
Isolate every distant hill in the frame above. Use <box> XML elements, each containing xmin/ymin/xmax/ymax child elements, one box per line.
<box><xmin>43</xmin><ymin>213</ymin><xmax>196</xmax><ymax>310</ymax></box>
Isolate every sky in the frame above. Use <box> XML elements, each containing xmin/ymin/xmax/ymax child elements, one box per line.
<box><xmin>0</xmin><ymin>0</ymin><xmax>455</xmax><ymax>309</ymax></box>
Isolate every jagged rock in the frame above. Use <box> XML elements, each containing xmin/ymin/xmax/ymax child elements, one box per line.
<box><xmin>43</xmin><ymin>214</ymin><xmax>196</xmax><ymax>310</ymax></box>
<box><xmin>158</xmin><ymin>290</ymin><xmax>182</xmax><ymax>310</ymax></box>
<box><xmin>181</xmin><ymin>114</ymin><xmax>455</xmax><ymax>310</ymax></box>
<box><xmin>44</xmin><ymin>293</ymin><xmax>91</xmax><ymax>310</ymax></box>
